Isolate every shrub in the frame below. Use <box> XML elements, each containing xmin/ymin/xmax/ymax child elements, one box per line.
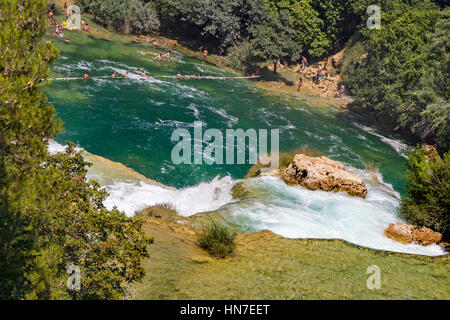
<box><xmin>223</xmin><ymin>41</ymin><xmax>254</xmax><ymax>71</ymax></box>
<box><xmin>399</xmin><ymin>146</ymin><xmax>450</xmax><ymax>240</ymax></box>
<box><xmin>135</xmin><ymin>203</ymin><xmax>178</xmax><ymax>219</ymax></box>
<box><xmin>197</xmin><ymin>221</ymin><xmax>236</xmax><ymax>258</ymax></box>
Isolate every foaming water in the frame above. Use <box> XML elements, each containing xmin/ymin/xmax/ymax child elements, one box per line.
<box><xmin>226</xmin><ymin>174</ymin><xmax>446</xmax><ymax>256</ymax></box>
<box><xmin>353</xmin><ymin>123</ymin><xmax>410</xmax><ymax>158</ymax></box>
<box><xmin>47</xmin><ymin>140</ymin><xmax>446</xmax><ymax>256</ymax></box>
<box><xmin>103</xmin><ymin>176</ymin><xmax>234</xmax><ymax>216</ymax></box>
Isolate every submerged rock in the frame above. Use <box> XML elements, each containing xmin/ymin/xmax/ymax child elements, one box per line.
<box><xmin>384</xmin><ymin>222</ymin><xmax>442</xmax><ymax>246</ymax></box>
<box><xmin>282</xmin><ymin>154</ymin><xmax>368</xmax><ymax>198</ymax></box>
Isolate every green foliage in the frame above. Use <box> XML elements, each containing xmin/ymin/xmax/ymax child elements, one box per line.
<box><xmin>223</xmin><ymin>41</ymin><xmax>254</xmax><ymax>71</ymax></box>
<box><xmin>264</xmin><ymin>0</ymin><xmax>359</xmax><ymax>57</ymax></box>
<box><xmin>249</xmin><ymin>10</ymin><xmax>302</xmax><ymax>72</ymax></box>
<box><xmin>399</xmin><ymin>147</ymin><xmax>450</xmax><ymax>240</ymax></box>
<box><xmin>39</xmin><ymin>143</ymin><xmax>153</xmax><ymax>299</ymax></box>
<box><xmin>345</xmin><ymin>2</ymin><xmax>449</xmax><ymax>150</ymax></box>
<box><xmin>197</xmin><ymin>221</ymin><xmax>236</xmax><ymax>258</ymax></box>
<box><xmin>156</xmin><ymin>0</ymin><xmax>268</xmax><ymax>47</ymax></box>
<box><xmin>76</xmin><ymin>0</ymin><xmax>160</xmax><ymax>34</ymax></box>
<box><xmin>1</xmin><ymin>0</ymin><xmax>151</xmax><ymax>299</ymax></box>
<box><xmin>0</xmin><ymin>0</ymin><xmax>60</xmax><ymax>299</ymax></box>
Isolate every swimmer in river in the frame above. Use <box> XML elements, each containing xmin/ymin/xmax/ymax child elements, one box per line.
<box><xmin>83</xmin><ymin>72</ymin><xmax>89</xmax><ymax>80</ymax></box>
<box><xmin>124</xmin><ymin>72</ymin><xmax>129</xmax><ymax>79</ymax></box>
<box><xmin>112</xmin><ymin>72</ymin><xmax>117</xmax><ymax>78</ymax></box>
<box><xmin>177</xmin><ymin>72</ymin><xmax>181</xmax><ymax>78</ymax></box>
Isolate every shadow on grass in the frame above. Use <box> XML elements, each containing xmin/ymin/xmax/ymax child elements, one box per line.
<box><xmin>257</xmin><ymin>66</ymin><xmax>295</xmax><ymax>86</ymax></box>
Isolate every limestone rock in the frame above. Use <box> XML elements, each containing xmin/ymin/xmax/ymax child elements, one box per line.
<box><xmin>282</xmin><ymin>154</ymin><xmax>367</xmax><ymax>198</ymax></box>
<box><xmin>384</xmin><ymin>222</ymin><xmax>442</xmax><ymax>246</ymax></box>
<box><xmin>412</xmin><ymin>226</ymin><xmax>442</xmax><ymax>245</ymax></box>
<box><xmin>384</xmin><ymin>222</ymin><xmax>413</xmax><ymax>244</ymax></box>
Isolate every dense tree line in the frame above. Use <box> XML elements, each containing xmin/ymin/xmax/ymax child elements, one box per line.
<box><xmin>345</xmin><ymin>1</ymin><xmax>449</xmax><ymax>151</ymax></box>
<box><xmin>0</xmin><ymin>0</ymin><xmax>151</xmax><ymax>299</ymax></box>
<box><xmin>76</xmin><ymin>0</ymin><xmax>160</xmax><ymax>34</ymax></box>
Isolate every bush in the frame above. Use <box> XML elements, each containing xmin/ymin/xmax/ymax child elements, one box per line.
<box><xmin>399</xmin><ymin>147</ymin><xmax>450</xmax><ymax>240</ymax></box>
<box><xmin>223</xmin><ymin>41</ymin><xmax>254</xmax><ymax>70</ymax></box>
<box><xmin>135</xmin><ymin>203</ymin><xmax>178</xmax><ymax>219</ymax></box>
<box><xmin>197</xmin><ymin>222</ymin><xmax>236</xmax><ymax>258</ymax></box>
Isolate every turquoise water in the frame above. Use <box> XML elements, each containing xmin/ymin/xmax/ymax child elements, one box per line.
<box><xmin>44</xmin><ymin>31</ymin><xmax>407</xmax><ymax>191</ymax></box>
<box><xmin>43</xmin><ymin>30</ymin><xmax>448</xmax><ymax>255</ymax></box>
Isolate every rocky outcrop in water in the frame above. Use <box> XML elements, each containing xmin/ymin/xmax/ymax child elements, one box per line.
<box><xmin>384</xmin><ymin>222</ymin><xmax>442</xmax><ymax>246</ymax></box>
<box><xmin>282</xmin><ymin>154</ymin><xmax>368</xmax><ymax>198</ymax></box>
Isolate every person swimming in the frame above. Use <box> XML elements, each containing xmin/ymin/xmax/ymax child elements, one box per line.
<box><xmin>124</xmin><ymin>72</ymin><xmax>129</xmax><ymax>79</ymax></box>
<box><xmin>177</xmin><ymin>72</ymin><xmax>181</xmax><ymax>78</ymax></box>
<box><xmin>83</xmin><ymin>24</ymin><xmax>89</xmax><ymax>32</ymax></box>
<box><xmin>83</xmin><ymin>72</ymin><xmax>89</xmax><ymax>80</ymax></box>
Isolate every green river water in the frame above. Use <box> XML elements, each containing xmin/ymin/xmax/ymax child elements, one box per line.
<box><xmin>42</xmin><ymin>30</ymin><xmax>447</xmax><ymax>256</ymax></box>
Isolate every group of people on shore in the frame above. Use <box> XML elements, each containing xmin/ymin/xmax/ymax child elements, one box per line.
<box><xmin>48</xmin><ymin>2</ymin><xmax>89</xmax><ymax>42</ymax></box>
<box><xmin>297</xmin><ymin>55</ymin><xmax>346</xmax><ymax>97</ymax></box>
<box><xmin>134</xmin><ymin>36</ymin><xmax>178</xmax><ymax>49</ymax></box>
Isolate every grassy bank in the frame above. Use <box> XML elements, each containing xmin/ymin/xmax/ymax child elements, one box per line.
<box><xmin>130</xmin><ymin>217</ymin><xmax>449</xmax><ymax>300</ymax></box>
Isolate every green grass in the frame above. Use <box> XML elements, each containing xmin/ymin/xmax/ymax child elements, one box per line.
<box><xmin>197</xmin><ymin>221</ymin><xmax>237</xmax><ymax>258</ymax></box>
<box><xmin>132</xmin><ymin>221</ymin><xmax>450</xmax><ymax>300</ymax></box>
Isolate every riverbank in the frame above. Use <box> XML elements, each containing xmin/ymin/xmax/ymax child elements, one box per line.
<box><xmin>47</xmin><ymin>0</ymin><xmax>350</xmax><ymax>108</ymax></box>
<box><xmin>130</xmin><ymin>215</ymin><xmax>449</xmax><ymax>299</ymax></box>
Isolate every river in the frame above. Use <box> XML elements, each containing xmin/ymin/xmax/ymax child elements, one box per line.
<box><xmin>43</xmin><ymin>30</ymin><xmax>446</xmax><ymax>256</ymax></box>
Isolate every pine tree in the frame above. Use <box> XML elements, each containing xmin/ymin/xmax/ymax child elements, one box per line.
<box><xmin>0</xmin><ymin>0</ymin><xmax>60</xmax><ymax>298</ymax></box>
<box><xmin>1</xmin><ymin>0</ymin><xmax>152</xmax><ymax>299</ymax></box>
